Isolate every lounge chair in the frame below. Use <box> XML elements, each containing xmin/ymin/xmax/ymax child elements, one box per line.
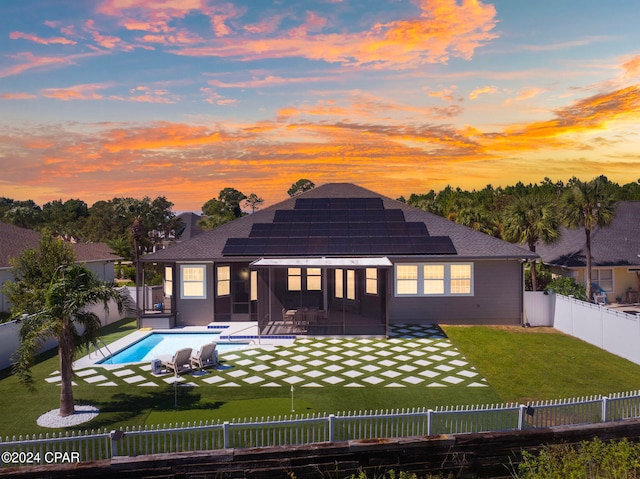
<box><xmin>157</xmin><ymin>347</ymin><xmax>192</xmax><ymax>376</ymax></box>
<box><xmin>190</xmin><ymin>342</ymin><xmax>218</xmax><ymax>370</ymax></box>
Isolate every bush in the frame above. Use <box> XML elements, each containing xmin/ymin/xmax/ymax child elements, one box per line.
<box><xmin>545</xmin><ymin>276</ymin><xmax>588</xmax><ymax>301</ymax></box>
<box><xmin>514</xmin><ymin>438</ymin><xmax>640</xmax><ymax>478</ymax></box>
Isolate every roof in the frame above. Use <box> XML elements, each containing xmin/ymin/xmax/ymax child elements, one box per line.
<box><xmin>143</xmin><ymin>183</ymin><xmax>536</xmax><ymax>263</ymax></box>
<box><xmin>175</xmin><ymin>212</ymin><xmax>204</xmax><ymax>241</ymax></box>
<box><xmin>536</xmin><ymin>201</ymin><xmax>640</xmax><ymax>268</ymax></box>
<box><xmin>0</xmin><ymin>221</ymin><xmax>119</xmax><ymax>269</ymax></box>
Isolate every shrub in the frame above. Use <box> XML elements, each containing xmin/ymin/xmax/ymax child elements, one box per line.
<box><xmin>545</xmin><ymin>276</ymin><xmax>588</xmax><ymax>301</ymax></box>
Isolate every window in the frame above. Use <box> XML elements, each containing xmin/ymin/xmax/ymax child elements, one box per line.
<box><xmin>181</xmin><ymin>265</ymin><xmax>206</xmax><ymax>299</ymax></box>
<box><xmin>307</xmin><ymin>268</ymin><xmax>322</xmax><ymax>290</ymax></box>
<box><xmin>593</xmin><ymin>268</ymin><xmax>613</xmax><ymax>292</ymax></box>
<box><xmin>335</xmin><ymin>268</ymin><xmax>343</xmax><ymax>298</ymax></box>
<box><xmin>164</xmin><ymin>266</ymin><xmax>173</xmax><ymax>297</ymax></box>
<box><xmin>423</xmin><ymin>265</ymin><xmax>444</xmax><ymax>295</ymax></box>
<box><xmin>395</xmin><ymin>263</ymin><xmax>473</xmax><ymax>296</ymax></box>
<box><xmin>365</xmin><ymin>268</ymin><xmax>378</xmax><ymax>295</ymax></box>
<box><xmin>250</xmin><ymin>270</ymin><xmax>257</xmax><ymax>301</ymax></box>
<box><xmin>396</xmin><ymin>265</ymin><xmax>418</xmax><ymax>295</ymax></box>
<box><xmin>346</xmin><ymin>269</ymin><xmax>355</xmax><ymax>300</ymax></box>
<box><xmin>216</xmin><ymin>265</ymin><xmax>230</xmax><ymax>297</ymax></box>
<box><xmin>288</xmin><ymin>268</ymin><xmax>301</xmax><ymax>291</ymax></box>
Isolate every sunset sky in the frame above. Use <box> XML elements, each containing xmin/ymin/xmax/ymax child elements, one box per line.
<box><xmin>2</xmin><ymin>0</ymin><xmax>639</xmax><ymax>211</ymax></box>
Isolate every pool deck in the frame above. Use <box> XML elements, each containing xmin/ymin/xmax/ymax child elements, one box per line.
<box><xmin>74</xmin><ymin>322</ymin><xmax>297</xmax><ymax>370</ymax></box>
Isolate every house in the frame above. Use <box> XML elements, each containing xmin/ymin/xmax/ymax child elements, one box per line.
<box><xmin>140</xmin><ymin>183</ymin><xmax>537</xmax><ymax>334</ymax></box>
<box><xmin>0</xmin><ymin>222</ymin><xmax>120</xmax><ymax>313</ymax></box>
<box><xmin>536</xmin><ymin>201</ymin><xmax>640</xmax><ymax>304</ymax></box>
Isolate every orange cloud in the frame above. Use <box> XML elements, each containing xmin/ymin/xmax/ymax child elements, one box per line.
<box><xmin>0</xmin><ymin>92</ymin><xmax>37</xmax><ymax>100</ymax></box>
<box><xmin>0</xmin><ymin>51</ymin><xmax>105</xmax><ymax>78</ymax></box>
<box><xmin>9</xmin><ymin>31</ymin><xmax>77</xmax><ymax>45</ymax></box>
<box><xmin>40</xmin><ymin>83</ymin><xmax>112</xmax><ymax>101</ymax></box>
<box><xmin>84</xmin><ymin>19</ymin><xmax>123</xmax><ymax>49</ymax></box>
<box><xmin>469</xmin><ymin>85</ymin><xmax>498</xmax><ymax>100</ymax></box>
<box><xmin>622</xmin><ymin>55</ymin><xmax>640</xmax><ymax>79</ymax></box>
<box><xmin>174</xmin><ymin>0</ymin><xmax>498</xmax><ymax>68</ymax></box>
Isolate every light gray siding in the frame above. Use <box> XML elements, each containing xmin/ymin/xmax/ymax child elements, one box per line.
<box><xmin>388</xmin><ymin>260</ymin><xmax>523</xmax><ymax>325</ymax></box>
<box><xmin>174</xmin><ymin>263</ymin><xmax>214</xmax><ymax>326</ymax></box>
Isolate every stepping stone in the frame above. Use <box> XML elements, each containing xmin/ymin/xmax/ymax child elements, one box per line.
<box><xmin>84</xmin><ymin>375</ymin><xmax>108</xmax><ymax>383</ymax></box>
<box><xmin>224</xmin><ymin>354</ymin><xmax>242</xmax><ymax>361</ymax></box>
<box><xmin>326</xmin><ymin>346</ymin><xmax>343</xmax><ymax>353</ymax></box>
<box><xmin>163</xmin><ymin>376</ymin><xmax>185</xmax><ymax>384</ymax></box>
<box><xmin>376</xmin><ymin>350</ymin><xmax>393</xmax><ymax>357</ymax></box>
<box><xmin>261</xmin><ymin>382</ymin><xmax>282</xmax><ymax>387</ymax></box>
<box><xmin>325</xmin><ymin>364</ymin><xmax>343</xmax><ymax>372</ymax></box>
<box><xmin>435</xmin><ymin>342</ymin><xmax>451</xmax><ymax>348</ymax></box>
<box><xmin>342</xmin><ymin>342</ymin><xmax>359</xmax><ymax>348</ymax></box>
<box><xmin>390</xmin><ymin>346</ymin><xmax>407</xmax><ymax>353</ymax></box>
<box><xmin>468</xmin><ymin>382</ymin><xmax>488</xmax><ymax>387</ymax></box>
<box><xmin>419</xmin><ymin>370</ymin><xmax>440</xmax><ymax>378</ymax></box>
<box><xmin>287</xmin><ymin>365</ymin><xmax>306</xmax><ymax>372</ymax></box>
<box><xmin>242</xmin><ymin>376</ymin><xmax>264</xmax><ymax>384</ymax></box>
<box><xmin>427</xmin><ymin>382</ymin><xmax>446</xmax><ymax>387</ymax></box>
<box><xmin>293</xmin><ymin>346</ymin><xmax>311</xmax><ymax>352</ymax></box>
<box><xmin>344</xmin><ymin>382</ymin><xmax>365</xmax><ymax>387</ymax></box>
<box><xmin>449</xmin><ymin>360</ymin><xmax>468</xmax><ymax>367</ymax></box>
<box><xmin>442</xmin><ymin>350</ymin><xmax>459</xmax><ymax>357</ymax></box>
<box><xmin>361</xmin><ymin>364</ymin><xmax>380</xmax><ymax>372</ymax></box>
<box><xmin>250</xmin><ymin>364</ymin><xmax>270</xmax><ymax>372</ymax></box>
<box><xmin>322</xmin><ymin>376</ymin><xmax>345</xmax><ymax>384</ymax></box>
<box><xmin>303</xmin><ymin>370</ymin><xmax>324</xmax><ymax>378</ymax></box>
<box><xmin>327</xmin><ymin>338</ymin><xmax>342</xmax><ymax>344</ymax></box>
<box><xmin>45</xmin><ymin>376</ymin><xmax>62</xmax><ymax>383</ymax></box>
<box><xmin>324</xmin><ymin>355</ymin><xmax>344</xmax><ymax>362</ymax></box>
<box><xmin>227</xmin><ymin>370</ymin><xmax>248</xmax><ymax>378</ymax></box>
<box><xmin>283</xmin><ymin>376</ymin><xmax>305</xmax><ymax>384</ymax></box>
<box><xmin>290</xmin><ymin>355</ymin><xmax>310</xmax><ymax>361</ymax></box>
<box><xmin>385</xmin><ymin>383</ymin><xmax>405</xmax><ymax>387</ymax></box>
<box><xmin>434</xmin><ymin>365</ymin><xmax>454</xmax><ymax>372</ymax></box>
<box><xmin>414</xmin><ymin>360</ymin><xmax>432</xmax><ymax>367</ymax></box>
<box><xmin>139</xmin><ymin>382</ymin><xmax>159</xmax><ymax>387</ymax></box>
<box><xmin>408</xmin><ymin>350</ymin><xmax>425</xmax><ymax>357</ymax></box>
<box><xmin>301</xmin><ymin>382</ymin><xmax>323</xmax><ymax>387</ymax></box>
<box><xmin>307</xmin><ymin>360</ymin><xmax>326</xmax><ymax>367</ymax></box>
<box><xmin>219</xmin><ymin>382</ymin><xmax>241</xmax><ymax>387</ymax></box>
<box><xmin>380</xmin><ymin>370</ymin><xmax>401</xmax><ymax>378</ymax></box>
<box><xmin>202</xmin><ymin>376</ymin><xmax>225</xmax><ymax>384</ymax></box>
<box><xmin>342</xmin><ymin>370</ymin><xmax>363</xmax><ymax>378</ymax></box>
<box><xmin>402</xmin><ymin>376</ymin><xmax>424</xmax><ymax>384</ymax></box>
<box><xmin>265</xmin><ymin>370</ymin><xmax>287</xmax><ymax>378</ymax></box>
<box><xmin>243</xmin><ymin>349</ymin><xmax>261</xmax><ymax>356</ymax></box>
<box><xmin>378</xmin><ymin>360</ymin><xmax>396</xmax><ymax>367</ymax></box>
<box><xmin>457</xmin><ymin>370</ymin><xmax>478</xmax><ymax>378</ymax></box>
<box><xmin>276</xmin><ymin>350</ymin><xmax>294</xmax><ymax>357</ymax></box>
<box><xmin>113</xmin><ymin>369</ymin><xmax>135</xmax><ymax>377</ymax></box>
<box><xmin>395</xmin><ymin>355</ymin><xmax>412</xmax><ymax>361</ymax></box>
<box><xmin>235</xmin><ymin>359</ymin><xmax>254</xmax><ymax>366</ymax></box>
<box><xmin>76</xmin><ymin>369</ymin><xmax>98</xmax><ymax>377</ymax></box>
<box><xmin>272</xmin><ymin>359</ymin><xmax>291</xmax><ymax>367</ymax></box>
<box><xmin>138</xmin><ymin>364</ymin><xmax>152</xmax><ymax>371</ymax></box>
<box><xmin>442</xmin><ymin>376</ymin><xmax>464</xmax><ymax>385</ymax></box>
<box><xmin>429</xmin><ymin>355</ymin><xmax>446</xmax><ymax>361</ymax></box>
<box><xmin>398</xmin><ymin>364</ymin><xmax>417</xmax><ymax>372</ymax></box>
<box><xmin>342</xmin><ymin>359</ymin><xmax>361</xmax><ymax>367</ymax></box>
<box><xmin>360</xmin><ymin>355</ymin><xmax>377</xmax><ymax>362</ymax></box>
<box><xmin>123</xmin><ymin>375</ymin><xmax>146</xmax><ymax>384</ymax></box>
<box><xmin>97</xmin><ymin>381</ymin><xmax>118</xmax><ymax>386</ymax></box>
<box><xmin>362</xmin><ymin>376</ymin><xmax>384</xmax><ymax>385</ymax></box>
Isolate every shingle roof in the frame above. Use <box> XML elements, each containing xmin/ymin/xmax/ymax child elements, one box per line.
<box><xmin>536</xmin><ymin>201</ymin><xmax>640</xmax><ymax>267</ymax></box>
<box><xmin>0</xmin><ymin>222</ymin><xmax>119</xmax><ymax>268</ymax></box>
<box><xmin>143</xmin><ymin>183</ymin><xmax>536</xmax><ymax>262</ymax></box>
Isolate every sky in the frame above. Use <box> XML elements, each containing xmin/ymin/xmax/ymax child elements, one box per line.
<box><xmin>1</xmin><ymin>0</ymin><xmax>639</xmax><ymax>211</ymax></box>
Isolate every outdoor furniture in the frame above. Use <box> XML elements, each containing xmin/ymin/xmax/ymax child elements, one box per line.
<box><xmin>157</xmin><ymin>347</ymin><xmax>192</xmax><ymax>376</ymax></box>
<box><xmin>294</xmin><ymin>309</ymin><xmax>310</xmax><ymax>332</ymax></box>
<box><xmin>282</xmin><ymin>308</ymin><xmax>296</xmax><ymax>323</ymax></box>
<box><xmin>625</xmin><ymin>290</ymin><xmax>639</xmax><ymax>304</ymax></box>
<box><xmin>190</xmin><ymin>342</ymin><xmax>218</xmax><ymax>370</ymax></box>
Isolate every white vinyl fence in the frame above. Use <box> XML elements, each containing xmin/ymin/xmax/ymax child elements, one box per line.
<box><xmin>3</xmin><ymin>390</ymin><xmax>640</xmax><ymax>467</ymax></box>
<box><xmin>553</xmin><ymin>294</ymin><xmax>640</xmax><ymax>366</ymax></box>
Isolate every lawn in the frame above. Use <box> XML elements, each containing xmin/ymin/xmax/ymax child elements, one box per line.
<box><xmin>1</xmin><ymin>319</ymin><xmax>640</xmax><ymax>437</ymax></box>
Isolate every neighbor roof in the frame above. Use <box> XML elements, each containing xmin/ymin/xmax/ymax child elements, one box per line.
<box><xmin>143</xmin><ymin>183</ymin><xmax>536</xmax><ymax>262</ymax></box>
<box><xmin>536</xmin><ymin>201</ymin><xmax>640</xmax><ymax>268</ymax></box>
<box><xmin>0</xmin><ymin>221</ymin><xmax>119</xmax><ymax>268</ymax></box>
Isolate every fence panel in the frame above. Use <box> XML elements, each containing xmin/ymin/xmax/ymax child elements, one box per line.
<box><xmin>333</xmin><ymin>409</ymin><xmax>430</xmax><ymax>441</ymax></box>
<box><xmin>431</xmin><ymin>404</ymin><xmax>521</xmax><ymax>435</ymax></box>
<box><xmin>606</xmin><ymin>391</ymin><xmax>640</xmax><ymax>422</ymax></box>
<box><xmin>227</xmin><ymin>414</ymin><xmax>329</xmax><ymax>448</ymax></box>
<box><xmin>523</xmin><ymin>396</ymin><xmax>603</xmax><ymax>428</ymax></box>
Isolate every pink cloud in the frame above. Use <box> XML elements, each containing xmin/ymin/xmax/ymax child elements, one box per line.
<box><xmin>9</xmin><ymin>31</ymin><xmax>77</xmax><ymax>45</ymax></box>
<box><xmin>0</xmin><ymin>92</ymin><xmax>37</xmax><ymax>100</ymax></box>
<box><xmin>622</xmin><ymin>54</ymin><xmax>640</xmax><ymax>79</ymax></box>
<box><xmin>40</xmin><ymin>83</ymin><xmax>112</xmax><ymax>101</ymax></box>
<box><xmin>0</xmin><ymin>51</ymin><xmax>105</xmax><ymax>78</ymax></box>
<box><xmin>243</xmin><ymin>16</ymin><xmax>282</xmax><ymax>35</ymax></box>
<box><xmin>469</xmin><ymin>85</ymin><xmax>498</xmax><ymax>100</ymax></box>
<box><xmin>84</xmin><ymin>19</ymin><xmax>123</xmax><ymax>49</ymax></box>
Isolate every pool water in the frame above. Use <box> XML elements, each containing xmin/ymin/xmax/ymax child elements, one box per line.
<box><xmin>99</xmin><ymin>332</ymin><xmax>249</xmax><ymax>364</ymax></box>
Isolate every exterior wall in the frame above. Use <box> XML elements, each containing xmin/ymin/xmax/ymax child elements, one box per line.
<box><xmin>0</xmin><ymin>269</ymin><xmax>11</xmax><ymax>313</ymax></box>
<box><xmin>174</xmin><ymin>262</ymin><xmax>214</xmax><ymax>327</ymax></box>
<box><xmin>550</xmin><ymin>266</ymin><xmax>640</xmax><ymax>303</ymax></box>
<box><xmin>83</xmin><ymin>261</ymin><xmax>116</xmax><ymax>282</ymax></box>
<box><xmin>388</xmin><ymin>259</ymin><xmax>524</xmax><ymax>325</ymax></box>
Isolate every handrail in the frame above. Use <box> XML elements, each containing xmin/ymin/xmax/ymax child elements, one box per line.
<box><xmin>224</xmin><ymin>324</ymin><xmax>258</xmax><ymax>344</ymax></box>
<box><xmin>91</xmin><ymin>337</ymin><xmax>114</xmax><ymax>359</ymax></box>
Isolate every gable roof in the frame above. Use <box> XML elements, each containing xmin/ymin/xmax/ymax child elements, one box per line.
<box><xmin>143</xmin><ymin>183</ymin><xmax>536</xmax><ymax>262</ymax></box>
<box><xmin>0</xmin><ymin>221</ymin><xmax>119</xmax><ymax>269</ymax></box>
<box><xmin>536</xmin><ymin>201</ymin><xmax>640</xmax><ymax>268</ymax></box>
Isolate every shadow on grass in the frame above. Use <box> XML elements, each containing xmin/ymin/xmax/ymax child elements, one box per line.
<box><xmin>83</xmin><ymin>386</ymin><xmax>225</xmax><ymax>428</ymax></box>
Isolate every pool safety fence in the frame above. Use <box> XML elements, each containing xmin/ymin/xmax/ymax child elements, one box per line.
<box><xmin>2</xmin><ymin>390</ymin><xmax>640</xmax><ymax>467</ymax></box>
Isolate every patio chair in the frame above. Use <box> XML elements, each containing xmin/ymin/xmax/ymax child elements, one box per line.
<box><xmin>157</xmin><ymin>347</ymin><xmax>193</xmax><ymax>376</ymax></box>
<box><xmin>190</xmin><ymin>342</ymin><xmax>218</xmax><ymax>370</ymax></box>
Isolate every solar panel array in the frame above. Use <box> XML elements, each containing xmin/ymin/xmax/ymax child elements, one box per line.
<box><xmin>222</xmin><ymin>197</ymin><xmax>456</xmax><ymax>256</ymax></box>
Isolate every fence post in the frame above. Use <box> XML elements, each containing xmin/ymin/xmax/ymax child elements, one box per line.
<box><xmin>328</xmin><ymin>414</ymin><xmax>335</xmax><ymax>442</ymax></box>
<box><xmin>223</xmin><ymin>422</ymin><xmax>230</xmax><ymax>449</ymax></box>
<box><xmin>427</xmin><ymin>409</ymin><xmax>433</xmax><ymax>436</ymax></box>
<box><xmin>109</xmin><ymin>430</ymin><xmax>124</xmax><ymax>457</ymax></box>
<box><xmin>518</xmin><ymin>405</ymin><xmax>527</xmax><ymax>430</ymax></box>
<box><xmin>602</xmin><ymin>396</ymin><xmax>609</xmax><ymax>423</ymax></box>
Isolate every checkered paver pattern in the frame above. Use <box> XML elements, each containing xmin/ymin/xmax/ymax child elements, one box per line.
<box><xmin>50</xmin><ymin>324</ymin><xmax>487</xmax><ymax>389</ymax></box>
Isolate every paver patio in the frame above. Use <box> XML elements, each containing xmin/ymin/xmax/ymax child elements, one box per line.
<box><xmin>48</xmin><ymin>324</ymin><xmax>488</xmax><ymax>389</ymax></box>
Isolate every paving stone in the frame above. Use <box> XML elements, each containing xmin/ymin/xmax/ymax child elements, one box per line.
<box><xmin>468</xmin><ymin>382</ymin><xmax>488</xmax><ymax>387</ymax></box>
<box><xmin>380</xmin><ymin>370</ymin><xmax>401</xmax><ymax>378</ymax></box>
<box><xmin>287</xmin><ymin>365</ymin><xmax>306</xmax><ymax>372</ymax></box>
<box><xmin>342</xmin><ymin>359</ymin><xmax>361</xmax><ymax>367</ymax></box>
<box><xmin>97</xmin><ymin>381</ymin><xmax>118</xmax><ymax>386</ymax></box>
<box><xmin>402</xmin><ymin>376</ymin><xmax>424</xmax><ymax>385</ymax></box>
<box><xmin>322</xmin><ymin>376</ymin><xmax>345</xmax><ymax>384</ymax></box>
<box><xmin>414</xmin><ymin>359</ymin><xmax>433</xmax><ymax>367</ymax></box>
<box><xmin>442</xmin><ymin>376</ymin><xmax>464</xmax><ymax>385</ymax></box>
<box><xmin>113</xmin><ymin>369</ymin><xmax>135</xmax><ymax>377</ymax></box>
<box><xmin>235</xmin><ymin>359</ymin><xmax>255</xmax><ymax>366</ymax></box>
<box><xmin>342</xmin><ymin>370</ymin><xmax>364</xmax><ymax>378</ymax></box>
<box><xmin>227</xmin><ymin>370</ymin><xmax>249</xmax><ymax>378</ymax></box>
<box><xmin>344</xmin><ymin>382</ymin><xmax>365</xmax><ymax>387</ymax></box>
<box><xmin>361</xmin><ymin>364</ymin><xmax>381</xmax><ymax>372</ymax></box>
<box><xmin>303</xmin><ymin>370</ymin><xmax>325</xmax><ymax>378</ymax></box>
<box><xmin>123</xmin><ymin>375</ymin><xmax>147</xmax><ymax>384</ymax></box>
<box><xmin>301</xmin><ymin>382</ymin><xmax>323</xmax><ymax>387</ymax></box>
<box><xmin>250</xmin><ymin>364</ymin><xmax>270</xmax><ymax>372</ymax></box>
<box><xmin>45</xmin><ymin>376</ymin><xmax>62</xmax><ymax>383</ymax></box>
<box><xmin>362</xmin><ymin>376</ymin><xmax>384</xmax><ymax>385</ymax></box>
<box><xmin>283</xmin><ymin>376</ymin><xmax>305</xmax><ymax>384</ymax></box>
<box><xmin>449</xmin><ymin>360</ymin><xmax>468</xmax><ymax>367</ymax></box>
<box><xmin>242</xmin><ymin>376</ymin><xmax>264</xmax><ymax>384</ymax></box>
<box><xmin>272</xmin><ymin>359</ymin><xmax>291</xmax><ymax>367</ymax></box>
<box><xmin>419</xmin><ymin>370</ymin><xmax>440</xmax><ymax>378</ymax></box>
<box><xmin>265</xmin><ymin>370</ymin><xmax>287</xmax><ymax>378</ymax></box>
<box><xmin>84</xmin><ymin>375</ymin><xmax>108</xmax><ymax>383</ymax></box>
<box><xmin>307</xmin><ymin>360</ymin><xmax>326</xmax><ymax>367</ymax></box>
<box><xmin>324</xmin><ymin>354</ymin><xmax>344</xmax><ymax>362</ymax></box>
<box><xmin>261</xmin><ymin>382</ymin><xmax>282</xmax><ymax>387</ymax></box>
<box><xmin>397</xmin><ymin>364</ymin><xmax>417</xmax><ymax>372</ymax></box>
<box><xmin>325</xmin><ymin>364</ymin><xmax>344</xmax><ymax>372</ymax></box>
<box><xmin>385</xmin><ymin>383</ymin><xmax>405</xmax><ymax>387</ymax></box>
<box><xmin>429</xmin><ymin>354</ymin><xmax>446</xmax><ymax>361</ymax></box>
<box><xmin>138</xmin><ymin>382</ymin><xmax>159</xmax><ymax>387</ymax></box>
<box><xmin>427</xmin><ymin>382</ymin><xmax>446</xmax><ymax>387</ymax></box>
<box><xmin>360</xmin><ymin>355</ymin><xmax>378</xmax><ymax>362</ymax></box>
<box><xmin>434</xmin><ymin>364</ymin><xmax>454</xmax><ymax>372</ymax></box>
<box><xmin>257</xmin><ymin>354</ymin><xmax>276</xmax><ymax>361</ymax></box>
<box><xmin>457</xmin><ymin>370</ymin><xmax>478</xmax><ymax>378</ymax></box>
<box><xmin>76</xmin><ymin>369</ymin><xmax>98</xmax><ymax>377</ymax></box>
<box><xmin>378</xmin><ymin>360</ymin><xmax>396</xmax><ymax>367</ymax></box>
<box><xmin>219</xmin><ymin>382</ymin><xmax>241</xmax><ymax>387</ymax></box>
<box><xmin>202</xmin><ymin>375</ymin><xmax>225</xmax><ymax>384</ymax></box>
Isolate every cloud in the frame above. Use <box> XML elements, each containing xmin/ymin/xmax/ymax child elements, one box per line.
<box><xmin>0</xmin><ymin>92</ymin><xmax>38</xmax><ymax>100</ymax></box>
<box><xmin>504</xmin><ymin>87</ymin><xmax>546</xmax><ymax>105</ymax></box>
<box><xmin>9</xmin><ymin>31</ymin><xmax>77</xmax><ymax>45</ymax></box>
<box><xmin>622</xmin><ymin>54</ymin><xmax>640</xmax><ymax>79</ymax></box>
<box><xmin>174</xmin><ymin>0</ymin><xmax>498</xmax><ymax>68</ymax></box>
<box><xmin>469</xmin><ymin>85</ymin><xmax>498</xmax><ymax>100</ymax></box>
<box><xmin>0</xmin><ymin>51</ymin><xmax>106</xmax><ymax>78</ymax></box>
<box><xmin>40</xmin><ymin>83</ymin><xmax>113</xmax><ymax>101</ymax></box>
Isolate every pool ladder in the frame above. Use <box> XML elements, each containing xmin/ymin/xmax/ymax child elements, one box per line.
<box><xmin>90</xmin><ymin>337</ymin><xmax>114</xmax><ymax>360</ymax></box>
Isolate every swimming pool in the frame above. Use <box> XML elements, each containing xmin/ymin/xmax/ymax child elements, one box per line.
<box><xmin>98</xmin><ymin>332</ymin><xmax>249</xmax><ymax>365</ymax></box>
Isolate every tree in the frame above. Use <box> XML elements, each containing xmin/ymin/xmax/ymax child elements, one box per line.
<box><xmin>287</xmin><ymin>179</ymin><xmax>315</xmax><ymax>197</ymax></box>
<box><xmin>13</xmin><ymin>264</ymin><xmax>131</xmax><ymax>417</ymax></box>
<box><xmin>502</xmin><ymin>193</ymin><xmax>560</xmax><ymax>291</ymax></box>
<box><xmin>244</xmin><ymin>193</ymin><xmax>264</xmax><ymax>213</ymax></box>
<box><xmin>2</xmin><ymin>235</ymin><xmax>76</xmax><ymax>318</ymax></box>
<box><xmin>218</xmin><ymin>187</ymin><xmax>247</xmax><ymax>217</ymax></box>
<box><xmin>560</xmin><ymin>177</ymin><xmax>616</xmax><ymax>300</ymax></box>
<box><xmin>199</xmin><ymin>198</ymin><xmax>236</xmax><ymax>230</ymax></box>
<box><xmin>41</xmin><ymin>199</ymin><xmax>89</xmax><ymax>241</ymax></box>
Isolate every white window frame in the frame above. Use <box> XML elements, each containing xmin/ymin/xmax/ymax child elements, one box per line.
<box><xmin>181</xmin><ymin>264</ymin><xmax>206</xmax><ymax>299</ymax></box>
<box><xmin>592</xmin><ymin>268</ymin><xmax>613</xmax><ymax>292</ymax></box>
<box><xmin>394</xmin><ymin>263</ymin><xmax>474</xmax><ymax>297</ymax></box>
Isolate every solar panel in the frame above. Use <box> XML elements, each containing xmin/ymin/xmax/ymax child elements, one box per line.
<box><xmin>222</xmin><ymin>196</ymin><xmax>457</xmax><ymax>256</ymax></box>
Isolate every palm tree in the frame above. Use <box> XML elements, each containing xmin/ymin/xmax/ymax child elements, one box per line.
<box><xmin>502</xmin><ymin>193</ymin><xmax>560</xmax><ymax>291</ymax></box>
<box><xmin>14</xmin><ymin>265</ymin><xmax>132</xmax><ymax>417</ymax></box>
<box><xmin>560</xmin><ymin>177</ymin><xmax>616</xmax><ymax>300</ymax></box>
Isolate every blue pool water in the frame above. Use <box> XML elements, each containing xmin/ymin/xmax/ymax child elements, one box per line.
<box><xmin>99</xmin><ymin>332</ymin><xmax>249</xmax><ymax>364</ymax></box>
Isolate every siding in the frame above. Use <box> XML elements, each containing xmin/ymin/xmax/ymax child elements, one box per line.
<box><xmin>174</xmin><ymin>263</ymin><xmax>214</xmax><ymax>326</ymax></box>
<box><xmin>387</xmin><ymin>260</ymin><xmax>523</xmax><ymax>325</ymax></box>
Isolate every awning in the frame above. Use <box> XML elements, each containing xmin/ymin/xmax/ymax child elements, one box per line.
<box><xmin>250</xmin><ymin>257</ymin><xmax>392</xmax><ymax>268</ymax></box>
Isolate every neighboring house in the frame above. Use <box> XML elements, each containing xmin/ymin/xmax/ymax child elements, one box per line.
<box><xmin>536</xmin><ymin>201</ymin><xmax>640</xmax><ymax>303</ymax></box>
<box><xmin>0</xmin><ymin>222</ymin><xmax>120</xmax><ymax>313</ymax></box>
<box><xmin>141</xmin><ymin>183</ymin><xmax>537</xmax><ymax>335</ymax></box>
<box><xmin>150</xmin><ymin>212</ymin><xmax>204</xmax><ymax>252</ymax></box>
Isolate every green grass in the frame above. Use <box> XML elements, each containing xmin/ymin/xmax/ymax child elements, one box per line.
<box><xmin>2</xmin><ymin>320</ymin><xmax>640</xmax><ymax>437</ymax></box>
<box><xmin>442</xmin><ymin>325</ymin><xmax>640</xmax><ymax>403</ymax></box>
